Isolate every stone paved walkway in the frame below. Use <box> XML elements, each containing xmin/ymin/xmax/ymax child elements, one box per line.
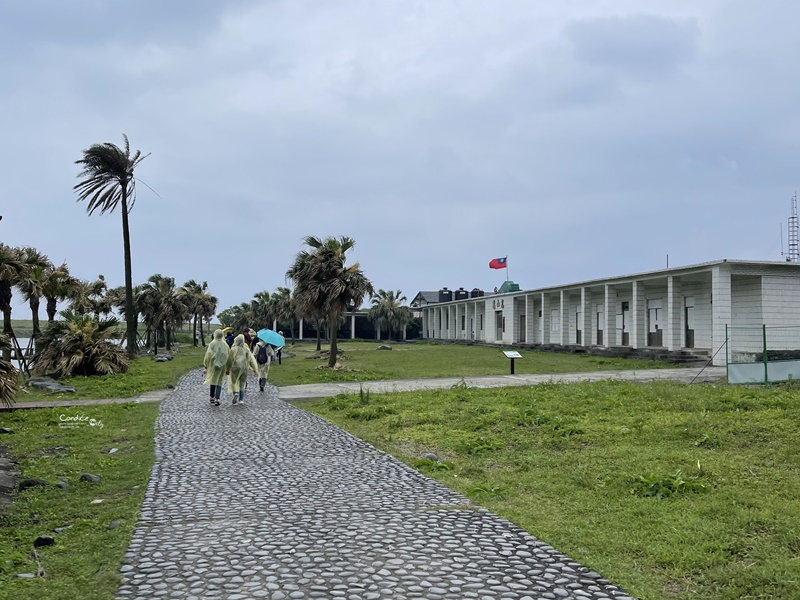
<box><xmin>117</xmin><ymin>369</ymin><xmax>637</xmax><ymax>600</ymax></box>
<box><xmin>278</xmin><ymin>366</ymin><xmax>726</xmax><ymax>401</ymax></box>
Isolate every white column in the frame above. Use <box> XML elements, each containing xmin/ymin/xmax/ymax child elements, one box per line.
<box><xmin>631</xmin><ymin>281</ymin><xmax>646</xmax><ymax>349</ymax></box>
<box><xmin>604</xmin><ymin>285</ymin><xmax>616</xmax><ymax>347</ymax></box>
<box><xmin>559</xmin><ymin>291</ymin><xmax>570</xmax><ymax>346</ymax></box>
<box><xmin>402</xmin><ymin>324</ymin><xmax>407</xmax><ymax>340</ymax></box>
<box><xmin>667</xmin><ymin>276</ymin><xmax>682</xmax><ymax>351</ymax></box>
<box><xmin>376</xmin><ymin>324</ymin><xmax>381</xmax><ymax>341</ymax></box>
<box><xmin>299</xmin><ymin>318</ymin><xmax>304</xmax><ymax>340</ymax></box>
<box><xmin>541</xmin><ymin>293</ymin><xmax>550</xmax><ymax>344</ymax></box>
<box><xmin>581</xmin><ymin>287</ymin><xmax>592</xmax><ymax>347</ymax></box>
<box><xmin>272</xmin><ymin>319</ymin><xmax>277</xmax><ymax>330</ymax></box>
<box><xmin>351</xmin><ymin>314</ymin><xmax>356</xmax><ymax>339</ymax></box>
<box><xmin>711</xmin><ymin>265</ymin><xmax>732</xmax><ymax>365</ymax></box>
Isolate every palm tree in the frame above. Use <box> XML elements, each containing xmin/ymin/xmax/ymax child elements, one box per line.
<box><xmin>42</xmin><ymin>263</ymin><xmax>78</xmax><ymax>324</ymax></box>
<box><xmin>35</xmin><ymin>310</ymin><xmax>129</xmax><ymax>377</ymax></box>
<box><xmin>15</xmin><ymin>247</ymin><xmax>55</xmax><ymax>343</ymax></box>
<box><xmin>270</xmin><ymin>286</ymin><xmax>297</xmax><ymax>340</ymax></box>
<box><xmin>68</xmin><ymin>276</ymin><xmax>108</xmax><ymax>317</ymax></box>
<box><xmin>198</xmin><ymin>290</ymin><xmax>217</xmax><ymax>345</ymax></box>
<box><xmin>177</xmin><ymin>280</ymin><xmax>213</xmax><ymax>347</ymax></box>
<box><xmin>75</xmin><ymin>134</ymin><xmax>149</xmax><ymax>357</ymax></box>
<box><xmin>0</xmin><ymin>244</ymin><xmax>50</xmax><ymax>361</ymax></box>
<box><xmin>251</xmin><ymin>291</ymin><xmax>272</xmax><ymax>329</ymax></box>
<box><xmin>287</xmin><ymin>236</ymin><xmax>374</xmax><ymax>368</ymax></box>
<box><xmin>0</xmin><ymin>334</ymin><xmax>18</xmax><ymax>408</ymax></box>
<box><xmin>137</xmin><ymin>274</ymin><xmax>186</xmax><ymax>353</ymax></box>
<box><xmin>369</xmin><ymin>289</ymin><xmax>412</xmax><ymax>341</ymax></box>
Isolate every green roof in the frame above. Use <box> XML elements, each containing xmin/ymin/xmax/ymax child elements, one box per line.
<box><xmin>498</xmin><ymin>281</ymin><xmax>521</xmax><ymax>293</ymax></box>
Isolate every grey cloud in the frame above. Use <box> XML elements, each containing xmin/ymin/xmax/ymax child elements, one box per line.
<box><xmin>564</xmin><ymin>14</ymin><xmax>700</xmax><ymax>77</ymax></box>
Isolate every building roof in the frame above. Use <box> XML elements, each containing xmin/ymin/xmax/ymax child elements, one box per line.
<box><xmin>425</xmin><ymin>259</ymin><xmax>800</xmax><ymax>305</ymax></box>
<box><xmin>411</xmin><ymin>291</ymin><xmax>440</xmax><ymax>306</ymax></box>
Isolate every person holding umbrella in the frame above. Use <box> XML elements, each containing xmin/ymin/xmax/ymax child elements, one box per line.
<box><xmin>226</xmin><ymin>334</ymin><xmax>259</xmax><ymax>405</ymax></box>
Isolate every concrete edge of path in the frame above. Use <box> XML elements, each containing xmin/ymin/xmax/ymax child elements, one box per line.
<box><xmin>1</xmin><ymin>388</ymin><xmax>174</xmax><ymax>411</ymax></box>
<box><xmin>278</xmin><ymin>366</ymin><xmax>728</xmax><ymax>402</ymax></box>
<box><xmin>2</xmin><ymin>366</ymin><xmax>728</xmax><ymax>409</ymax></box>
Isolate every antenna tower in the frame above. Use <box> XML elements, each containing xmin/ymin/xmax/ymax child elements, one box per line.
<box><xmin>789</xmin><ymin>192</ymin><xmax>800</xmax><ymax>263</ymax></box>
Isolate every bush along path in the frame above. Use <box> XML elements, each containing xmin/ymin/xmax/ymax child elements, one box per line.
<box><xmin>117</xmin><ymin>369</ymin><xmax>636</xmax><ymax>599</ymax></box>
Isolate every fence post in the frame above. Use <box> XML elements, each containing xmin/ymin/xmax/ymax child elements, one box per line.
<box><xmin>763</xmin><ymin>324</ymin><xmax>768</xmax><ymax>384</ymax></box>
<box><xmin>725</xmin><ymin>324</ymin><xmax>729</xmax><ymax>383</ymax></box>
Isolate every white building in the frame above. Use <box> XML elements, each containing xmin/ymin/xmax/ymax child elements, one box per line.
<box><xmin>420</xmin><ymin>259</ymin><xmax>800</xmax><ymax>369</ymax></box>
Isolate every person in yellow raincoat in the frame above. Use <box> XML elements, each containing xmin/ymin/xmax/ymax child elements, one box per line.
<box><xmin>252</xmin><ymin>339</ymin><xmax>275</xmax><ymax>392</ymax></box>
<box><xmin>226</xmin><ymin>334</ymin><xmax>259</xmax><ymax>405</ymax></box>
<box><xmin>203</xmin><ymin>329</ymin><xmax>230</xmax><ymax>406</ymax></box>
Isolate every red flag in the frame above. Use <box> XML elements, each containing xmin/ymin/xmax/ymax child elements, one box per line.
<box><xmin>489</xmin><ymin>257</ymin><xmax>507</xmax><ymax>269</ymax></box>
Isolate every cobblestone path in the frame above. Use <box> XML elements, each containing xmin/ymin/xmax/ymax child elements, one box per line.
<box><xmin>117</xmin><ymin>370</ymin><xmax>636</xmax><ymax>600</ymax></box>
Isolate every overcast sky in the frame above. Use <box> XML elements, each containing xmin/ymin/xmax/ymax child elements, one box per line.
<box><xmin>3</xmin><ymin>0</ymin><xmax>799</xmax><ymax>317</ymax></box>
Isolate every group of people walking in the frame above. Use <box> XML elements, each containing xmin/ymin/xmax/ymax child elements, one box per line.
<box><xmin>202</xmin><ymin>327</ymin><xmax>279</xmax><ymax>406</ymax></box>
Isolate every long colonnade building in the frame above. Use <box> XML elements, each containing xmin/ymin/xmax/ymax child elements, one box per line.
<box><xmin>420</xmin><ymin>259</ymin><xmax>800</xmax><ymax>367</ymax></box>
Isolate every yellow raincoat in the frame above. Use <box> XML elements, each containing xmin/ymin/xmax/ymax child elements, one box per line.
<box><xmin>253</xmin><ymin>340</ymin><xmax>275</xmax><ymax>380</ymax></box>
<box><xmin>226</xmin><ymin>334</ymin><xmax>259</xmax><ymax>394</ymax></box>
<box><xmin>203</xmin><ymin>330</ymin><xmax>230</xmax><ymax>386</ymax></box>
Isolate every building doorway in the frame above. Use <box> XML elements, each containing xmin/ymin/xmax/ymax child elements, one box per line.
<box><xmin>647</xmin><ymin>299</ymin><xmax>663</xmax><ymax>347</ymax></box>
<box><xmin>685</xmin><ymin>296</ymin><xmax>695</xmax><ymax>348</ymax></box>
<box><xmin>620</xmin><ymin>301</ymin><xmax>630</xmax><ymax>345</ymax></box>
<box><xmin>596</xmin><ymin>303</ymin><xmax>604</xmax><ymax>345</ymax></box>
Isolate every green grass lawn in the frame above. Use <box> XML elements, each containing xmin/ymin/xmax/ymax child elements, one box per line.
<box><xmin>16</xmin><ymin>346</ymin><xmax>206</xmax><ymax>403</ymax></box>
<box><xmin>302</xmin><ymin>380</ymin><xmax>800</xmax><ymax>600</ymax></box>
<box><xmin>266</xmin><ymin>340</ymin><xmax>679</xmax><ymax>386</ymax></box>
<box><xmin>0</xmin><ymin>402</ymin><xmax>159</xmax><ymax>599</ymax></box>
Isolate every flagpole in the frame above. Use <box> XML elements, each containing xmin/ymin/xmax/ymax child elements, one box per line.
<box><xmin>506</xmin><ymin>256</ymin><xmax>509</xmax><ymax>281</ymax></box>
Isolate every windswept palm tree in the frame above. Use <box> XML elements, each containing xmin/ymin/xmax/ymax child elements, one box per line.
<box><xmin>0</xmin><ymin>244</ymin><xmax>50</xmax><ymax>360</ymax></box>
<box><xmin>0</xmin><ymin>333</ymin><xmax>18</xmax><ymax>408</ymax></box>
<box><xmin>137</xmin><ymin>274</ymin><xmax>186</xmax><ymax>353</ymax></box>
<box><xmin>177</xmin><ymin>280</ymin><xmax>213</xmax><ymax>346</ymax></box>
<box><xmin>15</xmin><ymin>247</ymin><xmax>55</xmax><ymax>342</ymax></box>
<box><xmin>75</xmin><ymin>134</ymin><xmax>149</xmax><ymax>357</ymax></box>
<box><xmin>68</xmin><ymin>275</ymin><xmax>108</xmax><ymax>317</ymax></box>
<box><xmin>198</xmin><ymin>291</ymin><xmax>217</xmax><ymax>345</ymax></box>
<box><xmin>42</xmin><ymin>263</ymin><xmax>78</xmax><ymax>324</ymax></box>
<box><xmin>287</xmin><ymin>236</ymin><xmax>374</xmax><ymax>368</ymax></box>
<box><xmin>270</xmin><ymin>286</ymin><xmax>297</xmax><ymax>340</ymax></box>
<box><xmin>0</xmin><ymin>245</ymin><xmax>26</xmax><ymax>341</ymax></box>
<box><xmin>369</xmin><ymin>289</ymin><xmax>412</xmax><ymax>341</ymax></box>
<box><xmin>251</xmin><ymin>291</ymin><xmax>272</xmax><ymax>329</ymax></box>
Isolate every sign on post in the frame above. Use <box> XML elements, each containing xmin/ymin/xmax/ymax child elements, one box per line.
<box><xmin>503</xmin><ymin>350</ymin><xmax>522</xmax><ymax>374</ymax></box>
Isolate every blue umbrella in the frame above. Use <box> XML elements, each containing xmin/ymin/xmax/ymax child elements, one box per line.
<box><xmin>256</xmin><ymin>329</ymin><xmax>286</xmax><ymax>348</ymax></box>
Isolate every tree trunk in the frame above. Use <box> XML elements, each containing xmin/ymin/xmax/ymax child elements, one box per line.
<box><xmin>0</xmin><ymin>282</ymin><xmax>13</xmax><ymax>362</ymax></box>
<box><xmin>328</xmin><ymin>316</ymin><xmax>338</xmax><ymax>368</ymax></box>
<box><xmin>316</xmin><ymin>319</ymin><xmax>322</xmax><ymax>352</ymax></box>
<box><xmin>192</xmin><ymin>313</ymin><xmax>199</xmax><ymax>347</ymax></box>
<box><xmin>200</xmin><ymin>316</ymin><xmax>206</xmax><ymax>346</ymax></box>
<box><xmin>166</xmin><ymin>325</ymin><xmax>172</xmax><ymax>351</ymax></box>
<box><xmin>46</xmin><ymin>296</ymin><xmax>58</xmax><ymax>323</ymax></box>
<box><xmin>29</xmin><ymin>297</ymin><xmax>41</xmax><ymax>352</ymax></box>
<box><xmin>120</xmin><ymin>190</ymin><xmax>137</xmax><ymax>358</ymax></box>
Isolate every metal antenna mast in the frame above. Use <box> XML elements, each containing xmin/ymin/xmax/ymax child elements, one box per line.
<box><xmin>789</xmin><ymin>192</ymin><xmax>799</xmax><ymax>263</ymax></box>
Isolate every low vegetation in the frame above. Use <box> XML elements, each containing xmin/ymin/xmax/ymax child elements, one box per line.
<box><xmin>16</xmin><ymin>346</ymin><xmax>205</xmax><ymax>402</ymax></box>
<box><xmin>302</xmin><ymin>380</ymin><xmax>800</xmax><ymax>600</ymax></box>
<box><xmin>266</xmin><ymin>340</ymin><xmax>678</xmax><ymax>386</ymax></box>
<box><xmin>0</xmin><ymin>402</ymin><xmax>159</xmax><ymax>599</ymax></box>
